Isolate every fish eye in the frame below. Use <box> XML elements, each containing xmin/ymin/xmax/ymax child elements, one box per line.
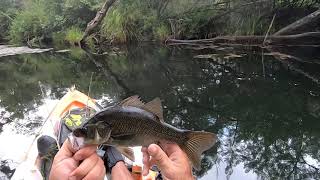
<box><xmin>86</xmin><ymin>125</ymin><xmax>96</xmax><ymax>139</ymax></box>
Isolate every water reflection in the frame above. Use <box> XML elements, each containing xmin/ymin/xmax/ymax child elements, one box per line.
<box><xmin>0</xmin><ymin>45</ymin><xmax>319</xmax><ymax>179</ymax></box>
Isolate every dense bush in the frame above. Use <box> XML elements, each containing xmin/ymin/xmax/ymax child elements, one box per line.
<box><xmin>62</xmin><ymin>0</ymin><xmax>100</xmax><ymax>28</ymax></box>
<box><xmin>0</xmin><ymin>0</ymin><xmax>20</xmax><ymax>41</ymax></box>
<box><xmin>8</xmin><ymin>0</ymin><xmax>99</xmax><ymax>45</ymax></box>
<box><xmin>154</xmin><ymin>23</ymin><xmax>171</xmax><ymax>41</ymax></box>
<box><xmin>101</xmin><ymin>0</ymin><xmax>171</xmax><ymax>43</ymax></box>
<box><xmin>9</xmin><ymin>2</ymin><xmax>51</xmax><ymax>44</ymax></box>
<box><xmin>101</xmin><ymin>8</ymin><xmax>129</xmax><ymax>43</ymax></box>
<box><xmin>99</xmin><ymin>0</ymin><xmax>276</xmax><ymax>41</ymax></box>
<box><xmin>65</xmin><ymin>26</ymin><xmax>83</xmax><ymax>45</ymax></box>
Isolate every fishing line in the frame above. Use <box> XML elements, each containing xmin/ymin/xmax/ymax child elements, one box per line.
<box><xmin>38</xmin><ymin>81</ymin><xmax>61</xmax><ymax>150</ymax></box>
<box><xmin>22</xmin><ymin>82</ymin><xmax>61</xmax><ymax>161</ymax></box>
<box><xmin>86</xmin><ymin>72</ymin><xmax>94</xmax><ymax>118</ymax></box>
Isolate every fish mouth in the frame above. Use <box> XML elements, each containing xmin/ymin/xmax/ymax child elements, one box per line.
<box><xmin>69</xmin><ymin>130</ymin><xmax>103</xmax><ymax>149</ymax></box>
<box><xmin>72</xmin><ymin>125</ymin><xmax>109</xmax><ymax>146</ymax></box>
<box><xmin>73</xmin><ymin>127</ymin><xmax>87</xmax><ymax>138</ymax></box>
<box><xmin>68</xmin><ymin>133</ymin><xmax>85</xmax><ymax>151</ymax></box>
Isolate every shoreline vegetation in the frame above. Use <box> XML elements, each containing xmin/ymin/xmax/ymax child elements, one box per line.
<box><xmin>0</xmin><ymin>0</ymin><xmax>319</xmax><ymax>49</ymax></box>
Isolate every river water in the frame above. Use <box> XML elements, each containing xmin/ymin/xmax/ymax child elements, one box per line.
<box><xmin>0</xmin><ymin>44</ymin><xmax>319</xmax><ymax>179</ymax></box>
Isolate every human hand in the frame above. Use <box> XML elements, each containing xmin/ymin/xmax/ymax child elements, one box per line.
<box><xmin>49</xmin><ymin>139</ymin><xmax>105</xmax><ymax>180</ymax></box>
<box><xmin>141</xmin><ymin>143</ymin><xmax>194</xmax><ymax>180</ymax></box>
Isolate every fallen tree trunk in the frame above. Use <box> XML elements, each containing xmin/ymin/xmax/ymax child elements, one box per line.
<box><xmin>167</xmin><ymin>32</ymin><xmax>320</xmax><ymax>46</ymax></box>
<box><xmin>80</xmin><ymin>0</ymin><xmax>117</xmax><ymax>45</ymax></box>
<box><xmin>274</xmin><ymin>9</ymin><xmax>320</xmax><ymax>35</ymax></box>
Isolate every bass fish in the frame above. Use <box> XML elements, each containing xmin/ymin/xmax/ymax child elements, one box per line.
<box><xmin>70</xmin><ymin>96</ymin><xmax>216</xmax><ymax>170</ymax></box>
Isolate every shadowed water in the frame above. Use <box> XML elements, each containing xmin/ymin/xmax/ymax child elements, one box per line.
<box><xmin>0</xmin><ymin>44</ymin><xmax>320</xmax><ymax>179</ymax></box>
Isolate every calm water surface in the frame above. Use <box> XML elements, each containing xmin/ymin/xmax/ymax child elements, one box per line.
<box><xmin>0</xmin><ymin>44</ymin><xmax>320</xmax><ymax>179</ymax></box>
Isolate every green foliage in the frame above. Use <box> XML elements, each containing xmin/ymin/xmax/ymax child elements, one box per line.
<box><xmin>52</xmin><ymin>31</ymin><xmax>66</xmax><ymax>48</ymax></box>
<box><xmin>101</xmin><ymin>0</ymin><xmax>275</xmax><ymax>41</ymax></box>
<box><xmin>228</xmin><ymin>7</ymin><xmax>267</xmax><ymax>36</ymax></box>
<box><xmin>101</xmin><ymin>8</ymin><xmax>127</xmax><ymax>43</ymax></box>
<box><xmin>7</xmin><ymin>0</ymin><xmax>100</xmax><ymax>44</ymax></box>
<box><xmin>69</xmin><ymin>47</ymin><xmax>86</xmax><ymax>59</ymax></box>
<box><xmin>9</xmin><ymin>2</ymin><xmax>50</xmax><ymax>44</ymax></box>
<box><xmin>65</xmin><ymin>27</ymin><xmax>83</xmax><ymax>45</ymax></box>
<box><xmin>8</xmin><ymin>0</ymin><xmax>65</xmax><ymax>44</ymax></box>
<box><xmin>0</xmin><ymin>0</ymin><xmax>19</xmax><ymax>41</ymax></box>
<box><xmin>63</xmin><ymin>0</ymin><xmax>100</xmax><ymax>28</ymax></box>
<box><xmin>154</xmin><ymin>23</ymin><xmax>171</xmax><ymax>41</ymax></box>
<box><xmin>102</xmin><ymin>0</ymin><xmax>172</xmax><ymax>43</ymax></box>
<box><xmin>2</xmin><ymin>0</ymin><xmax>320</xmax><ymax>44</ymax></box>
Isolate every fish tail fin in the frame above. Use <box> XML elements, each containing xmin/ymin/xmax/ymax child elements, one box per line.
<box><xmin>181</xmin><ymin>131</ymin><xmax>216</xmax><ymax>170</ymax></box>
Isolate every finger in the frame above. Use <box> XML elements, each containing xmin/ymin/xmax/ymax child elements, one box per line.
<box><xmin>70</xmin><ymin>154</ymin><xmax>99</xmax><ymax>179</ymax></box>
<box><xmin>147</xmin><ymin>144</ymin><xmax>172</xmax><ymax>171</ymax></box>
<box><xmin>50</xmin><ymin>158</ymin><xmax>78</xmax><ymax>179</ymax></box>
<box><xmin>53</xmin><ymin>139</ymin><xmax>75</xmax><ymax>162</ymax></box>
<box><xmin>144</xmin><ymin>173</ymin><xmax>153</xmax><ymax>180</ymax></box>
<box><xmin>141</xmin><ymin>146</ymin><xmax>148</xmax><ymax>153</ymax></box>
<box><xmin>73</xmin><ymin>145</ymin><xmax>97</xmax><ymax>161</ymax></box>
<box><xmin>142</xmin><ymin>150</ymin><xmax>150</xmax><ymax>176</ymax></box>
<box><xmin>162</xmin><ymin>143</ymin><xmax>183</xmax><ymax>156</ymax></box>
<box><xmin>83</xmin><ymin>158</ymin><xmax>106</xmax><ymax>180</ymax></box>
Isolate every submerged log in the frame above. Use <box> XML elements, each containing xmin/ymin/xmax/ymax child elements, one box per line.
<box><xmin>80</xmin><ymin>0</ymin><xmax>117</xmax><ymax>45</ymax></box>
<box><xmin>167</xmin><ymin>32</ymin><xmax>320</xmax><ymax>46</ymax></box>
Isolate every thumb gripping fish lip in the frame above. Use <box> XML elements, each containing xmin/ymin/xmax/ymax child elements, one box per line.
<box><xmin>68</xmin><ymin>133</ymin><xmax>85</xmax><ymax>151</ymax></box>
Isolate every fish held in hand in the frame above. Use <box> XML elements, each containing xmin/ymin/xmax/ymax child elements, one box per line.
<box><xmin>70</xmin><ymin>95</ymin><xmax>217</xmax><ymax>170</ymax></box>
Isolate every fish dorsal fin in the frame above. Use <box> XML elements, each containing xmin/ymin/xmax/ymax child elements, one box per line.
<box><xmin>119</xmin><ymin>95</ymin><xmax>145</xmax><ymax>107</ymax></box>
<box><xmin>143</xmin><ymin>98</ymin><xmax>164</xmax><ymax>122</ymax></box>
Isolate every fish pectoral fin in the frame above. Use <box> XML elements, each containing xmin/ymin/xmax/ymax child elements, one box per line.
<box><xmin>116</xmin><ymin>146</ymin><xmax>135</xmax><ymax>162</ymax></box>
<box><xmin>142</xmin><ymin>97</ymin><xmax>164</xmax><ymax>122</ymax></box>
<box><xmin>119</xmin><ymin>95</ymin><xmax>145</xmax><ymax>107</ymax></box>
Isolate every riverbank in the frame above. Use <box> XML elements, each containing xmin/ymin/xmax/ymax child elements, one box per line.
<box><xmin>1</xmin><ymin>0</ymin><xmax>319</xmax><ymax>47</ymax></box>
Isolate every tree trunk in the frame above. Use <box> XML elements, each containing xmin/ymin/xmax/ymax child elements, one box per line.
<box><xmin>167</xmin><ymin>32</ymin><xmax>320</xmax><ymax>46</ymax></box>
<box><xmin>274</xmin><ymin>9</ymin><xmax>320</xmax><ymax>35</ymax></box>
<box><xmin>80</xmin><ymin>0</ymin><xmax>117</xmax><ymax>45</ymax></box>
